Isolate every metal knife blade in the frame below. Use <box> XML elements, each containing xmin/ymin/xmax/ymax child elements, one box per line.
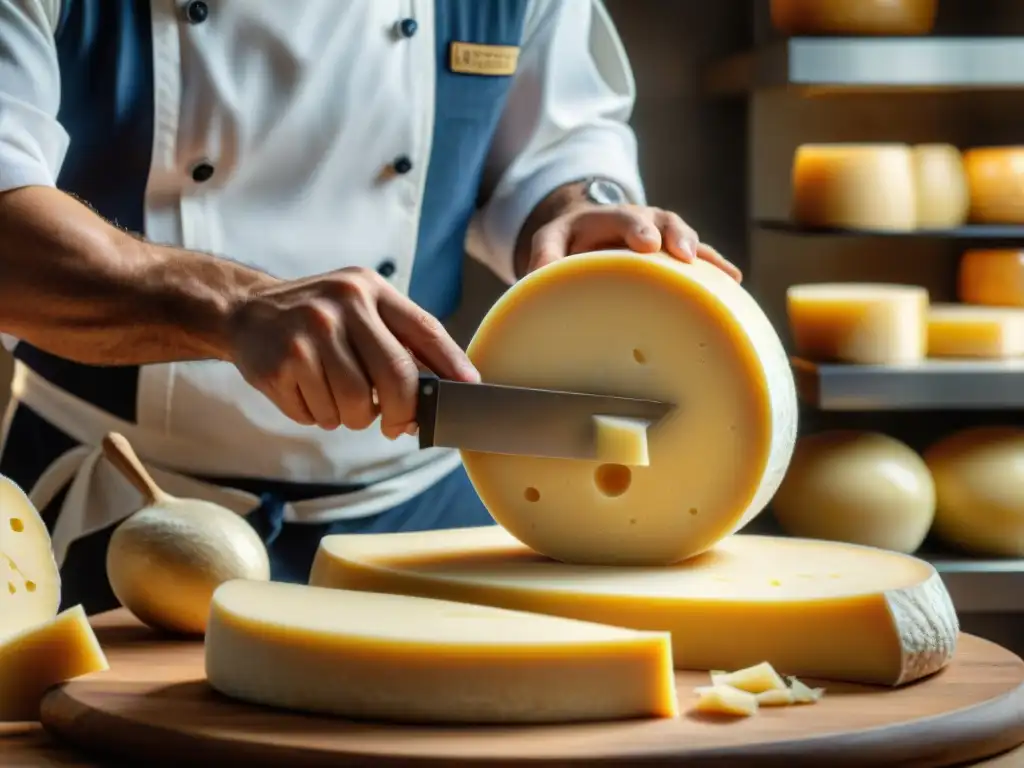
<box><xmin>416</xmin><ymin>374</ymin><xmax>675</xmax><ymax>460</ymax></box>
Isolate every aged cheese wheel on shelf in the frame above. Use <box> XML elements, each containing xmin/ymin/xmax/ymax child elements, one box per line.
<box><xmin>771</xmin><ymin>431</ymin><xmax>935</xmax><ymax>554</ymax></box>
<box><xmin>964</xmin><ymin>147</ymin><xmax>1024</xmax><ymax>224</ymax></box>
<box><xmin>459</xmin><ymin>251</ymin><xmax>798</xmax><ymax>566</ymax></box>
<box><xmin>204</xmin><ymin>579</ymin><xmax>678</xmax><ymax>724</ymax></box>
<box><xmin>927</xmin><ymin>304</ymin><xmax>1024</xmax><ymax>359</ymax></box>
<box><xmin>0</xmin><ymin>474</ymin><xmax>61</xmax><ymax>636</ymax></box>
<box><xmin>787</xmin><ymin>283</ymin><xmax>929</xmax><ymax>365</ymax></box>
<box><xmin>911</xmin><ymin>144</ymin><xmax>969</xmax><ymax>229</ymax></box>
<box><xmin>924</xmin><ymin>427</ymin><xmax>1024</xmax><ymax>557</ymax></box>
<box><xmin>311</xmin><ymin>527</ymin><xmax>960</xmax><ymax>687</ymax></box>
<box><xmin>791</xmin><ymin>144</ymin><xmax>917</xmax><ymax>231</ymax></box>
<box><xmin>770</xmin><ymin>0</ymin><xmax>937</xmax><ymax>36</ymax></box>
<box><xmin>0</xmin><ymin>605</ymin><xmax>108</xmax><ymax>721</ymax></box>
<box><xmin>958</xmin><ymin>249</ymin><xmax>1024</xmax><ymax>307</ymax></box>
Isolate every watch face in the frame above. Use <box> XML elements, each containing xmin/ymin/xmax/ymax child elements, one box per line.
<box><xmin>587</xmin><ymin>179</ymin><xmax>628</xmax><ymax>206</ymax></box>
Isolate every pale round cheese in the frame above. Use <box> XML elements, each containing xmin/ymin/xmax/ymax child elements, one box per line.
<box><xmin>958</xmin><ymin>249</ymin><xmax>1024</xmax><ymax>307</ymax></box>
<box><xmin>912</xmin><ymin>144</ymin><xmax>969</xmax><ymax>229</ymax></box>
<box><xmin>924</xmin><ymin>427</ymin><xmax>1024</xmax><ymax>557</ymax></box>
<box><xmin>0</xmin><ymin>474</ymin><xmax>61</xmax><ymax>637</ymax></box>
<box><xmin>770</xmin><ymin>0</ymin><xmax>937</xmax><ymax>36</ymax></box>
<box><xmin>771</xmin><ymin>431</ymin><xmax>935</xmax><ymax>554</ymax></box>
<box><xmin>106</xmin><ymin>496</ymin><xmax>271</xmax><ymax>635</ymax></box>
<box><xmin>791</xmin><ymin>144</ymin><xmax>917</xmax><ymax>231</ymax></box>
<box><xmin>927</xmin><ymin>303</ymin><xmax>1024</xmax><ymax>359</ymax></box>
<box><xmin>787</xmin><ymin>283</ymin><xmax>929</xmax><ymax>365</ymax></box>
<box><xmin>461</xmin><ymin>251</ymin><xmax>798</xmax><ymax>566</ymax></box>
<box><xmin>964</xmin><ymin>147</ymin><xmax>1024</xmax><ymax>224</ymax></box>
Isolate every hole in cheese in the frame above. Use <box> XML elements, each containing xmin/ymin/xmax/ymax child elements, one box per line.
<box><xmin>25</xmin><ymin>581</ymin><xmax>36</xmax><ymax>592</ymax></box>
<box><xmin>9</xmin><ymin>518</ymin><xmax>23</xmax><ymax>533</ymax></box>
<box><xmin>632</xmin><ymin>348</ymin><xmax>646</xmax><ymax>364</ymax></box>
<box><xmin>7</xmin><ymin>582</ymin><xmax>14</xmax><ymax>594</ymax></box>
<box><xmin>523</xmin><ymin>487</ymin><xmax>540</xmax><ymax>503</ymax></box>
<box><xmin>594</xmin><ymin>464</ymin><xmax>631</xmax><ymax>497</ymax></box>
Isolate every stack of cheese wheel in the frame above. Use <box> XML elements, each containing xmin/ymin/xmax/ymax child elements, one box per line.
<box><xmin>770</xmin><ymin>0</ymin><xmax>937</xmax><ymax>36</ymax></box>
<box><xmin>964</xmin><ymin>147</ymin><xmax>1024</xmax><ymax>224</ymax></box>
<box><xmin>201</xmin><ymin>251</ymin><xmax>962</xmax><ymax>726</ymax></box>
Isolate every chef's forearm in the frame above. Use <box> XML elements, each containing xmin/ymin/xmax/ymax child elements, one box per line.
<box><xmin>0</xmin><ymin>185</ymin><xmax>276</xmax><ymax>365</ymax></box>
<box><xmin>513</xmin><ymin>181</ymin><xmax>589</xmax><ymax>280</ymax></box>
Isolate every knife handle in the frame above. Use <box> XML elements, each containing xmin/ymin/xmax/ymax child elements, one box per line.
<box><xmin>416</xmin><ymin>373</ymin><xmax>440</xmax><ymax>450</ymax></box>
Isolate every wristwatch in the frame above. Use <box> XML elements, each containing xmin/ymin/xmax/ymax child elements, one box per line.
<box><xmin>583</xmin><ymin>177</ymin><xmax>630</xmax><ymax>206</ymax></box>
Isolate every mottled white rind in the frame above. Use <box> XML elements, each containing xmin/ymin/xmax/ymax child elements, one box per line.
<box><xmin>886</xmin><ymin>570</ymin><xmax>960</xmax><ymax>686</ymax></box>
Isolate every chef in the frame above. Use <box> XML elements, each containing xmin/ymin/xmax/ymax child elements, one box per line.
<box><xmin>0</xmin><ymin>0</ymin><xmax>739</xmax><ymax>614</ymax></box>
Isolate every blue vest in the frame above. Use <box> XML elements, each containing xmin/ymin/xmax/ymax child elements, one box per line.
<box><xmin>15</xmin><ymin>0</ymin><xmax>530</xmax><ymax>423</ymax></box>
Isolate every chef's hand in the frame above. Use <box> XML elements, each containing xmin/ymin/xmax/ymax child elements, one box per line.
<box><xmin>525</xmin><ymin>204</ymin><xmax>742</xmax><ymax>282</ymax></box>
<box><xmin>226</xmin><ymin>268</ymin><xmax>479</xmax><ymax>438</ymax></box>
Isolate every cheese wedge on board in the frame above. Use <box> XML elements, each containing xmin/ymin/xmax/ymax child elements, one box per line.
<box><xmin>0</xmin><ymin>605</ymin><xmax>109</xmax><ymax>721</ymax></box>
<box><xmin>0</xmin><ymin>474</ymin><xmax>61</xmax><ymax>637</ymax></box>
<box><xmin>462</xmin><ymin>251</ymin><xmax>797</xmax><ymax>566</ymax></box>
<box><xmin>787</xmin><ymin>283</ymin><xmax>928</xmax><ymax>365</ymax></box>
<box><xmin>927</xmin><ymin>304</ymin><xmax>1024</xmax><ymax>359</ymax></box>
<box><xmin>964</xmin><ymin>147</ymin><xmax>1024</xmax><ymax>224</ymax></box>
<box><xmin>310</xmin><ymin>527</ymin><xmax>959</xmax><ymax>687</ymax></box>
<box><xmin>205</xmin><ymin>579</ymin><xmax>678</xmax><ymax>724</ymax></box>
<box><xmin>791</xmin><ymin>144</ymin><xmax>917</xmax><ymax>231</ymax></box>
<box><xmin>958</xmin><ymin>249</ymin><xmax>1024</xmax><ymax>307</ymax></box>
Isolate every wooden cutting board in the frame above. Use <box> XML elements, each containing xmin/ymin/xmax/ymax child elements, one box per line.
<box><xmin>40</xmin><ymin>610</ymin><xmax>1024</xmax><ymax>768</ymax></box>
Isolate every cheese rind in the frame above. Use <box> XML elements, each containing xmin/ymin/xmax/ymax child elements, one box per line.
<box><xmin>205</xmin><ymin>579</ymin><xmax>678</xmax><ymax>724</ymax></box>
<box><xmin>927</xmin><ymin>304</ymin><xmax>1024</xmax><ymax>358</ymax></box>
<box><xmin>912</xmin><ymin>144</ymin><xmax>970</xmax><ymax>229</ymax></box>
<box><xmin>770</xmin><ymin>0</ymin><xmax>937</xmax><ymax>36</ymax></box>
<box><xmin>958</xmin><ymin>250</ymin><xmax>1024</xmax><ymax>307</ymax></box>
<box><xmin>787</xmin><ymin>283</ymin><xmax>929</xmax><ymax>365</ymax></box>
<box><xmin>0</xmin><ymin>474</ymin><xmax>61</xmax><ymax>638</ymax></box>
<box><xmin>462</xmin><ymin>252</ymin><xmax>797</xmax><ymax>566</ymax></box>
<box><xmin>311</xmin><ymin>527</ymin><xmax>960</xmax><ymax>686</ymax></box>
<box><xmin>924</xmin><ymin>427</ymin><xmax>1024</xmax><ymax>557</ymax></box>
<box><xmin>772</xmin><ymin>431</ymin><xmax>935</xmax><ymax>554</ymax></box>
<box><xmin>593</xmin><ymin>415</ymin><xmax>650</xmax><ymax>467</ymax></box>
<box><xmin>0</xmin><ymin>605</ymin><xmax>109</xmax><ymax>721</ymax></box>
<box><xmin>964</xmin><ymin>147</ymin><xmax>1024</xmax><ymax>224</ymax></box>
<box><xmin>791</xmin><ymin>144</ymin><xmax>917</xmax><ymax>231</ymax></box>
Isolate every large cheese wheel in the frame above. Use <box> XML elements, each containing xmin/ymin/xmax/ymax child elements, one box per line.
<box><xmin>461</xmin><ymin>252</ymin><xmax>798</xmax><ymax>566</ymax></box>
<box><xmin>787</xmin><ymin>283</ymin><xmax>928</xmax><ymax>365</ymax></box>
<box><xmin>964</xmin><ymin>147</ymin><xmax>1024</xmax><ymax>224</ymax></box>
<box><xmin>791</xmin><ymin>144</ymin><xmax>917</xmax><ymax>231</ymax></box>
<box><xmin>924</xmin><ymin>427</ymin><xmax>1024</xmax><ymax>557</ymax></box>
<box><xmin>771</xmin><ymin>431</ymin><xmax>935</xmax><ymax>554</ymax></box>
<box><xmin>311</xmin><ymin>527</ymin><xmax>960</xmax><ymax>687</ymax></box>
<box><xmin>770</xmin><ymin>0</ymin><xmax>937</xmax><ymax>36</ymax></box>
<box><xmin>0</xmin><ymin>474</ymin><xmax>61</xmax><ymax>637</ymax></box>
<box><xmin>958</xmin><ymin>249</ymin><xmax>1024</xmax><ymax>307</ymax></box>
<box><xmin>927</xmin><ymin>304</ymin><xmax>1024</xmax><ymax>359</ymax></box>
<box><xmin>911</xmin><ymin>144</ymin><xmax>969</xmax><ymax>229</ymax></box>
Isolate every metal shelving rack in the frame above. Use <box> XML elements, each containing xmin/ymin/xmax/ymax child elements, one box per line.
<box><xmin>704</xmin><ymin>8</ymin><xmax>1024</xmax><ymax>613</ymax></box>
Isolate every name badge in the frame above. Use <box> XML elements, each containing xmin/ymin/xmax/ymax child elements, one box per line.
<box><xmin>449</xmin><ymin>42</ymin><xmax>519</xmax><ymax>76</ymax></box>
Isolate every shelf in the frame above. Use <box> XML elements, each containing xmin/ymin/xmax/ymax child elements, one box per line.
<box><xmin>758</xmin><ymin>219</ymin><xmax>1024</xmax><ymax>241</ymax></box>
<box><xmin>792</xmin><ymin>357</ymin><xmax>1024</xmax><ymax>411</ymax></box>
<box><xmin>706</xmin><ymin>36</ymin><xmax>1024</xmax><ymax>95</ymax></box>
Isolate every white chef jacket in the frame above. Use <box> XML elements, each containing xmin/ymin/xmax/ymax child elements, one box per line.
<box><xmin>0</xmin><ymin>0</ymin><xmax>645</xmax><ymax>563</ymax></box>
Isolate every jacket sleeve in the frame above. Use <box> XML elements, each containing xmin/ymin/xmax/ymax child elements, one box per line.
<box><xmin>466</xmin><ymin>0</ymin><xmax>646</xmax><ymax>284</ymax></box>
<box><xmin>0</xmin><ymin>0</ymin><xmax>66</xmax><ymax>193</ymax></box>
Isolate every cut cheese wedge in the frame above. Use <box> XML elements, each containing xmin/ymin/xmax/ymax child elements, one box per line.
<box><xmin>310</xmin><ymin>527</ymin><xmax>960</xmax><ymax>687</ymax></box>
<box><xmin>964</xmin><ymin>147</ymin><xmax>1024</xmax><ymax>224</ymax></box>
<box><xmin>789</xmin><ymin>677</ymin><xmax>826</xmax><ymax>704</ymax></box>
<box><xmin>912</xmin><ymin>144</ymin><xmax>969</xmax><ymax>229</ymax></box>
<box><xmin>463</xmin><ymin>251</ymin><xmax>797</xmax><ymax>566</ymax></box>
<box><xmin>791</xmin><ymin>144</ymin><xmax>917</xmax><ymax>231</ymax></box>
<box><xmin>927</xmin><ymin>304</ymin><xmax>1024</xmax><ymax>359</ymax></box>
<box><xmin>692</xmin><ymin>685</ymin><xmax>758</xmax><ymax>717</ymax></box>
<box><xmin>770</xmin><ymin>0</ymin><xmax>937</xmax><ymax>36</ymax></box>
<box><xmin>0</xmin><ymin>474</ymin><xmax>61</xmax><ymax>637</ymax></box>
<box><xmin>711</xmin><ymin>662</ymin><xmax>787</xmax><ymax>694</ymax></box>
<box><xmin>958</xmin><ymin>250</ymin><xmax>1024</xmax><ymax>307</ymax></box>
<box><xmin>787</xmin><ymin>283</ymin><xmax>928</xmax><ymax>365</ymax></box>
<box><xmin>593</xmin><ymin>415</ymin><xmax>650</xmax><ymax>467</ymax></box>
<box><xmin>757</xmin><ymin>688</ymin><xmax>797</xmax><ymax>707</ymax></box>
<box><xmin>0</xmin><ymin>605</ymin><xmax>109</xmax><ymax>721</ymax></box>
<box><xmin>204</xmin><ymin>579</ymin><xmax>678</xmax><ymax>724</ymax></box>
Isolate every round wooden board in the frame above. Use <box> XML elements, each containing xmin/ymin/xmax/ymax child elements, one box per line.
<box><xmin>40</xmin><ymin>610</ymin><xmax>1024</xmax><ymax>768</ymax></box>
